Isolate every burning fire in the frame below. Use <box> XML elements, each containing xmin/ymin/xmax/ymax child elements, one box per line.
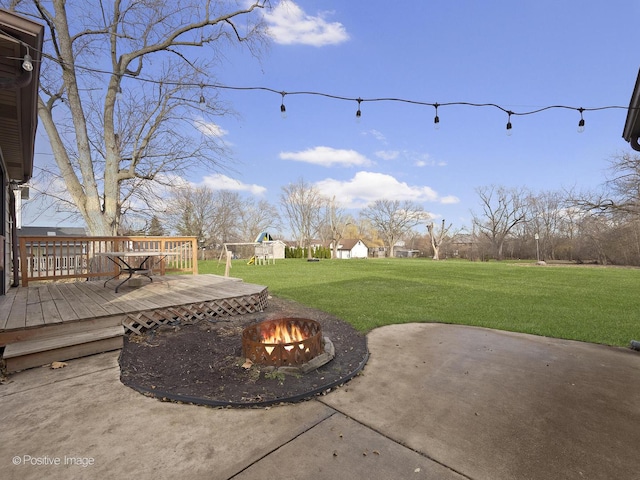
<box><xmin>261</xmin><ymin>321</ymin><xmax>308</xmax><ymax>354</ymax></box>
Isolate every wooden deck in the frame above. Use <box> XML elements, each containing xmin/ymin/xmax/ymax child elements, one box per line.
<box><xmin>0</xmin><ymin>275</ymin><xmax>268</xmax><ymax>372</ymax></box>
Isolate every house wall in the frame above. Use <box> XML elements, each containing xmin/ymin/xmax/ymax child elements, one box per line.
<box><xmin>254</xmin><ymin>241</ymin><xmax>286</xmax><ymax>260</ymax></box>
<box><xmin>272</xmin><ymin>241</ymin><xmax>285</xmax><ymax>259</ymax></box>
<box><xmin>1</xmin><ymin>153</ymin><xmax>9</xmax><ymax>294</ymax></box>
<box><xmin>351</xmin><ymin>241</ymin><xmax>368</xmax><ymax>258</ymax></box>
<box><xmin>4</xmin><ymin>187</ymin><xmax>9</xmax><ymax>293</ymax></box>
<box><xmin>336</xmin><ymin>249</ymin><xmax>350</xmax><ymax>259</ymax></box>
<box><xmin>337</xmin><ymin>241</ymin><xmax>369</xmax><ymax>259</ymax></box>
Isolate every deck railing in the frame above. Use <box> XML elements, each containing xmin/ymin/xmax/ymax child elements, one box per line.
<box><xmin>18</xmin><ymin>236</ymin><xmax>198</xmax><ymax>286</ymax></box>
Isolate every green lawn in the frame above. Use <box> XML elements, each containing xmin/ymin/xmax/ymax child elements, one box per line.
<box><xmin>199</xmin><ymin>258</ymin><xmax>639</xmax><ymax>347</ymax></box>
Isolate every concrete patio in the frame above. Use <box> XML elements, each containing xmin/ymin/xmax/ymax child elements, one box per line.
<box><xmin>1</xmin><ymin>322</ymin><xmax>639</xmax><ymax>480</ymax></box>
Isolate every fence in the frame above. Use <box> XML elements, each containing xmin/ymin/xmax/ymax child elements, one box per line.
<box><xmin>18</xmin><ymin>236</ymin><xmax>198</xmax><ymax>286</ymax></box>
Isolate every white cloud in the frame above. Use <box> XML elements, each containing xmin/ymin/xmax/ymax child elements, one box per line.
<box><xmin>265</xmin><ymin>2</ymin><xmax>349</xmax><ymax>46</ymax></box>
<box><xmin>364</xmin><ymin>129</ymin><xmax>387</xmax><ymax>142</ymax></box>
<box><xmin>375</xmin><ymin>150</ymin><xmax>399</xmax><ymax>161</ymax></box>
<box><xmin>156</xmin><ymin>172</ymin><xmax>192</xmax><ymax>189</ymax></box>
<box><xmin>194</xmin><ymin>119</ymin><xmax>228</xmax><ymax>138</ymax></box>
<box><xmin>280</xmin><ymin>146</ymin><xmax>372</xmax><ymax>167</ymax></box>
<box><xmin>315</xmin><ymin>171</ymin><xmax>443</xmax><ymax>208</ymax></box>
<box><xmin>440</xmin><ymin>195</ymin><xmax>460</xmax><ymax>204</ymax></box>
<box><xmin>407</xmin><ymin>152</ymin><xmax>446</xmax><ymax>168</ymax></box>
<box><xmin>202</xmin><ymin>173</ymin><xmax>266</xmax><ymax>195</ymax></box>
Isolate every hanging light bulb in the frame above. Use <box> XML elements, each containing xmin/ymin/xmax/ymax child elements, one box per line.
<box><xmin>356</xmin><ymin>98</ymin><xmax>362</xmax><ymax>123</ymax></box>
<box><xmin>577</xmin><ymin>108</ymin><xmax>585</xmax><ymax>133</ymax></box>
<box><xmin>199</xmin><ymin>84</ymin><xmax>206</xmax><ymax>104</ymax></box>
<box><xmin>433</xmin><ymin>103</ymin><xmax>440</xmax><ymax>130</ymax></box>
<box><xmin>116</xmin><ymin>86</ymin><xmax>123</xmax><ymax>101</ymax></box>
<box><xmin>506</xmin><ymin>111</ymin><xmax>513</xmax><ymax>136</ymax></box>
<box><xmin>22</xmin><ymin>47</ymin><xmax>33</xmax><ymax>72</ymax></box>
<box><xmin>280</xmin><ymin>92</ymin><xmax>287</xmax><ymax>119</ymax></box>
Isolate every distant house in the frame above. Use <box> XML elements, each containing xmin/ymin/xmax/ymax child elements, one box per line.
<box><xmin>369</xmin><ymin>245</ymin><xmax>386</xmax><ymax>258</ymax></box>
<box><xmin>18</xmin><ymin>226</ymin><xmax>89</xmax><ymax>275</ymax></box>
<box><xmin>394</xmin><ymin>248</ymin><xmax>420</xmax><ymax>258</ymax></box>
<box><xmin>332</xmin><ymin>239</ymin><xmax>369</xmax><ymax>259</ymax></box>
<box><xmin>451</xmin><ymin>233</ymin><xmax>476</xmax><ymax>259</ymax></box>
<box><xmin>19</xmin><ymin>226</ymin><xmax>87</xmax><ymax>237</ymax></box>
<box><xmin>393</xmin><ymin>240</ymin><xmax>420</xmax><ymax>258</ymax></box>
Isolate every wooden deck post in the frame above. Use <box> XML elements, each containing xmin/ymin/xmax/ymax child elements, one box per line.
<box><xmin>191</xmin><ymin>237</ymin><xmax>199</xmax><ymax>274</ymax></box>
<box><xmin>19</xmin><ymin>237</ymin><xmax>29</xmax><ymax>287</ymax></box>
<box><xmin>225</xmin><ymin>251</ymin><xmax>232</xmax><ymax>277</ymax></box>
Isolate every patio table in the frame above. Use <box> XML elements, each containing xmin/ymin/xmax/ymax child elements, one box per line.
<box><xmin>96</xmin><ymin>251</ymin><xmax>177</xmax><ymax>292</ymax></box>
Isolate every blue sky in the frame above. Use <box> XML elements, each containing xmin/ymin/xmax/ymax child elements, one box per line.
<box><xmin>27</xmin><ymin>0</ymin><xmax>640</xmax><ymax>233</ymax></box>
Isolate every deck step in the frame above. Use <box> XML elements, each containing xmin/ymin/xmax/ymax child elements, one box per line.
<box><xmin>0</xmin><ymin>314</ymin><xmax>125</xmax><ymax>347</ymax></box>
<box><xmin>3</xmin><ymin>325</ymin><xmax>124</xmax><ymax>373</ymax></box>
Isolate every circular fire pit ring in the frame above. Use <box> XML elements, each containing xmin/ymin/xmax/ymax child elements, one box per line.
<box><xmin>242</xmin><ymin>317</ymin><xmax>324</xmax><ymax>367</ymax></box>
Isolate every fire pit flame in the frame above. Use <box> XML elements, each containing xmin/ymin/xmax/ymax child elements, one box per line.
<box><xmin>242</xmin><ymin>318</ymin><xmax>324</xmax><ymax>367</ymax></box>
<box><xmin>261</xmin><ymin>321</ymin><xmax>307</xmax><ymax>354</ymax></box>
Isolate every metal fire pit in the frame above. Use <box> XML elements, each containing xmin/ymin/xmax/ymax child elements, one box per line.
<box><xmin>242</xmin><ymin>318</ymin><xmax>323</xmax><ymax>367</ymax></box>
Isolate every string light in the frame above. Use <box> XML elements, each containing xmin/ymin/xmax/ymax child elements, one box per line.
<box><xmin>577</xmin><ymin>107</ymin><xmax>585</xmax><ymax>133</ymax></box>
<box><xmin>21</xmin><ymin>53</ymin><xmax>630</xmax><ymax>133</ymax></box>
<box><xmin>22</xmin><ymin>47</ymin><xmax>33</xmax><ymax>72</ymax></box>
<box><xmin>199</xmin><ymin>84</ymin><xmax>205</xmax><ymax>104</ymax></box>
<box><xmin>280</xmin><ymin>92</ymin><xmax>287</xmax><ymax>119</ymax></box>
<box><xmin>0</xmin><ymin>29</ymin><xmax>34</xmax><ymax>71</ymax></box>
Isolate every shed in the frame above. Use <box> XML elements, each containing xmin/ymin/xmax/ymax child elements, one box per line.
<box><xmin>334</xmin><ymin>239</ymin><xmax>369</xmax><ymax>259</ymax></box>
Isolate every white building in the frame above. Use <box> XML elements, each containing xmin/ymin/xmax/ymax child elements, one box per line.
<box><xmin>333</xmin><ymin>239</ymin><xmax>369</xmax><ymax>259</ymax></box>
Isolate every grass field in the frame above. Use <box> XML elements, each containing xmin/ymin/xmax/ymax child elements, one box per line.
<box><xmin>199</xmin><ymin>258</ymin><xmax>639</xmax><ymax>347</ymax></box>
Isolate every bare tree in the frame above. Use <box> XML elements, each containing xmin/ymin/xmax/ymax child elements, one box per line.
<box><xmin>527</xmin><ymin>190</ymin><xmax>566</xmax><ymax>260</ymax></box>
<box><xmin>565</xmin><ymin>153</ymin><xmax>640</xmax><ymax>264</ymax></box>
<box><xmin>589</xmin><ymin>153</ymin><xmax>640</xmax><ymax>217</ymax></box>
<box><xmin>280</xmin><ymin>178</ymin><xmax>325</xmax><ymax>259</ymax></box>
<box><xmin>237</xmin><ymin>198</ymin><xmax>281</xmax><ymax>242</ymax></box>
<box><xmin>427</xmin><ymin>219</ymin><xmax>453</xmax><ymax>260</ymax></box>
<box><xmin>165</xmin><ymin>185</ymin><xmax>216</xmax><ymax>244</ymax></box>
<box><xmin>208</xmin><ymin>190</ymin><xmax>244</xmax><ymax>247</ymax></box>
<box><xmin>472</xmin><ymin>185</ymin><xmax>529</xmax><ymax>260</ymax></box>
<box><xmin>8</xmin><ymin>0</ymin><xmax>270</xmax><ymax>234</ymax></box>
<box><xmin>569</xmin><ymin>153</ymin><xmax>640</xmax><ymax>219</ymax></box>
<box><xmin>322</xmin><ymin>197</ymin><xmax>353</xmax><ymax>259</ymax></box>
<box><xmin>360</xmin><ymin>199</ymin><xmax>427</xmax><ymax>257</ymax></box>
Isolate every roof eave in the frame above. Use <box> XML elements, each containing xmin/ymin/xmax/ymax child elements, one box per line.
<box><xmin>0</xmin><ymin>9</ymin><xmax>44</xmax><ymax>182</ymax></box>
<box><xmin>622</xmin><ymin>68</ymin><xmax>640</xmax><ymax>151</ymax></box>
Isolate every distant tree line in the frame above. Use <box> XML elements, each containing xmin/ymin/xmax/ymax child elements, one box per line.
<box><xmin>121</xmin><ymin>152</ymin><xmax>640</xmax><ymax>266</ymax></box>
<box><xmin>423</xmin><ymin>153</ymin><xmax>640</xmax><ymax>265</ymax></box>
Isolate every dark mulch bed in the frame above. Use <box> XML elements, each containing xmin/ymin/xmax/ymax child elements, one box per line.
<box><xmin>119</xmin><ymin>297</ymin><xmax>368</xmax><ymax>407</ymax></box>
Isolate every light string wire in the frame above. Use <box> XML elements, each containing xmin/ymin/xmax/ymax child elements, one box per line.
<box><xmin>201</xmin><ymin>83</ymin><xmax>629</xmax><ymax>116</ymax></box>
<box><xmin>20</xmin><ymin>54</ymin><xmax>634</xmax><ymax>124</ymax></box>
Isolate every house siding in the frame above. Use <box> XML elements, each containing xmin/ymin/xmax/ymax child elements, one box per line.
<box><xmin>336</xmin><ymin>239</ymin><xmax>369</xmax><ymax>259</ymax></box>
<box><xmin>1</xmin><ymin>154</ymin><xmax>9</xmax><ymax>294</ymax></box>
